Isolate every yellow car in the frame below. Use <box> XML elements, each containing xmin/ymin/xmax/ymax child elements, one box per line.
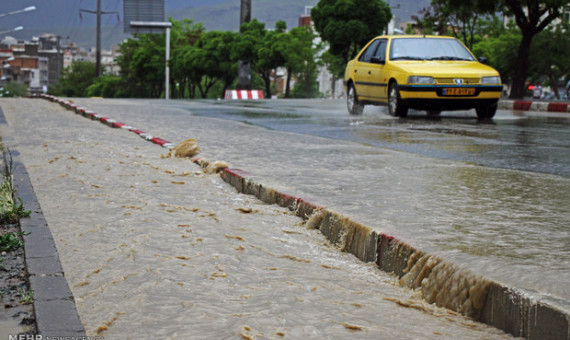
<box><xmin>344</xmin><ymin>35</ymin><xmax>502</xmax><ymax>119</ymax></box>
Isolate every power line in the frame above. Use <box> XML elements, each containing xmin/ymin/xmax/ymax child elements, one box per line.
<box><xmin>79</xmin><ymin>0</ymin><xmax>118</xmax><ymax>76</ymax></box>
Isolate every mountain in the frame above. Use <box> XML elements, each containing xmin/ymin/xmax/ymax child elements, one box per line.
<box><xmin>0</xmin><ymin>0</ymin><xmax>430</xmax><ymax>49</ymax></box>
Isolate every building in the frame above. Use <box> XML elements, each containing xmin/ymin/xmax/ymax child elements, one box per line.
<box><xmin>0</xmin><ymin>33</ymin><xmax>121</xmax><ymax>93</ymax></box>
<box><xmin>1</xmin><ymin>43</ymin><xmax>49</xmax><ymax>93</ymax></box>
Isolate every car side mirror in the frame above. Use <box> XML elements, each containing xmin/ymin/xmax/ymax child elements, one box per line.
<box><xmin>370</xmin><ymin>56</ymin><xmax>385</xmax><ymax>65</ymax></box>
<box><xmin>478</xmin><ymin>57</ymin><xmax>488</xmax><ymax>64</ymax></box>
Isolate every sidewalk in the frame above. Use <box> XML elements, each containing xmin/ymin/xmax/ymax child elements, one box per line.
<box><xmin>0</xmin><ymin>97</ymin><xmax>517</xmax><ymax>339</ymax></box>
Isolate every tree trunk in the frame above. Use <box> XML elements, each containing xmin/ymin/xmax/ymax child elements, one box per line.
<box><xmin>222</xmin><ymin>79</ymin><xmax>232</xmax><ymax>99</ymax></box>
<box><xmin>264</xmin><ymin>73</ymin><xmax>272</xmax><ymax>99</ymax></box>
<box><xmin>331</xmin><ymin>74</ymin><xmax>336</xmax><ymax>99</ymax></box>
<box><xmin>509</xmin><ymin>33</ymin><xmax>533</xmax><ymax>99</ymax></box>
<box><xmin>285</xmin><ymin>67</ymin><xmax>292</xmax><ymax>98</ymax></box>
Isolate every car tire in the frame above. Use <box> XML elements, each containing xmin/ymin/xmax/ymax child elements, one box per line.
<box><xmin>347</xmin><ymin>83</ymin><xmax>364</xmax><ymax>115</ymax></box>
<box><xmin>476</xmin><ymin>103</ymin><xmax>497</xmax><ymax>120</ymax></box>
<box><xmin>388</xmin><ymin>82</ymin><xmax>408</xmax><ymax>117</ymax></box>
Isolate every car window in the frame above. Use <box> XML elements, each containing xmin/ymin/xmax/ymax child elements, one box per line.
<box><xmin>373</xmin><ymin>39</ymin><xmax>387</xmax><ymax>62</ymax></box>
<box><xmin>359</xmin><ymin>39</ymin><xmax>381</xmax><ymax>63</ymax></box>
<box><xmin>389</xmin><ymin>38</ymin><xmax>475</xmax><ymax>61</ymax></box>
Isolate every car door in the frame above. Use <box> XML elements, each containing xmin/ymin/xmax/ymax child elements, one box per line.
<box><xmin>352</xmin><ymin>39</ymin><xmax>382</xmax><ymax>99</ymax></box>
<box><xmin>367</xmin><ymin>39</ymin><xmax>388</xmax><ymax>102</ymax></box>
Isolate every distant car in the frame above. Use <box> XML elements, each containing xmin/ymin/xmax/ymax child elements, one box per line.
<box><xmin>344</xmin><ymin>35</ymin><xmax>503</xmax><ymax>119</ymax></box>
<box><xmin>566</xmin><ymin>80</ymin><xmax>570</xmax><ymax>98</ymax></box>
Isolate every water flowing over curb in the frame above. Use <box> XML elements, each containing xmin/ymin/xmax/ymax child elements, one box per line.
<box><xmin>37</xmin><ymin>94</ymin><xmax>570</xmax><ymax>340</ymax></box>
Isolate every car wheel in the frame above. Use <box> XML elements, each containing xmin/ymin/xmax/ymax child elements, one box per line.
<box><xmin>476</xmin><ymin>103</ymin><xmax>497</xmax><ymax>119</ymax></box>
<box><xmin>347</xmin><ymin>84</ymin><xmax>364</xmax><ymax>115</ymax></box>
<box><xmin>388</xmin><ymin>82</ymin><xmax>408</xmax><ymax>117</ymax></box>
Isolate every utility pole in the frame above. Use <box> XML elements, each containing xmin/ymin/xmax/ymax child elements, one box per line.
<box><xmin>236</xmin><ymin>0</ymin><xmax>252</xmax><ymax>90</ymax></box>
<box><xmin>56</xmin><ymin>35</ymin><xmax>70</xmax><ymax>81</ymax></box>
<box><xmin>96</xmin><ymin>0</ymin><xmax>101</xmax><ymax>76</ymax></box>
<box><xmin>80</xmin><ymin>0</ymin><xmax>118</xmax><ymax>76</ymax></box>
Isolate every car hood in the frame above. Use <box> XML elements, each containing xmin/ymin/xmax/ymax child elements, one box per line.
<box><xmin>392</xmin><ymin>60</ymin><xmax>499</xmax><ymax>77</ymax></box>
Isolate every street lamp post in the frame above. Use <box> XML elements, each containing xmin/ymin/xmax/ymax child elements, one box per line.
<box><xmin>130</xmin><ymin>21</ymin><xmax>172</xmax><ymax>100</ymax></box>
<box><xmin>0</xmin><ymin>6</ymin><xmax>36</xmax><ymax>19</ymax></box>
<box><xmin>0</xmin><ymin>26</ymin><xmax>23</xmax><ymax>36</ymax></box>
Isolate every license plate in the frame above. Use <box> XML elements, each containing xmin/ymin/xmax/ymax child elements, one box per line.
<box><xmin>442</xmin><ymin>88</ymin><xmax>476</xmax><ymax>96</ymax></box>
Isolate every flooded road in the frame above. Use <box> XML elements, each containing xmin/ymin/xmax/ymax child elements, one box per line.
<box><xmin>0</xmin><ymin>98</ymin><xmax>517</xmax><ymax>338</ymax></box>
<box><xmin>164</xmin><ymin>99</ymin><xmax>570</xmax><ymax>302</ymax></box>
<box><xmin>182</xmin><ymin>99</ymin><xmax>570</xmax><ymax>177</ymax></box>
<box><xmin>60</xmin><ymin>98</ymin><xmax>569</xmax><ymax>305</ymax></box>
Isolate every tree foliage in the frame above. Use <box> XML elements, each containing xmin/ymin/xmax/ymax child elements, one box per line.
<box><xmin>49</xmin><ymin>61</ymin><xmax>96</xmax><ymax>97</ymax></box>
<box><xmin>413</xmin><ymin>0</ymin><xmax>499</xmax><ymax>49</ymax></box>
<box><xmin>502</xmin><ymin>0</ymin><xmax>568</xmax><ymax>98</ymax></box>
<box><xmin>288</xmin><ymin>25</ymin><xmax>321</xmax><ymax>98</ymax></box>
<box><xmin>414</xmin><ymin>0</ymin><xmax>568</xmax><ymax>99</ymax></box>
<box><xmin>311</xmin><ymin>0</ymin><xmax>392</xmax><ymax>64</ymax></box>
<box><xmin>86</xmin><ymin>75</ymin><xmax>129</xmax><ymax>98</ymax></box>
<box><xmin>528</xmin><ymin>22</ymin><xmax>570</xmax><ymax>98</ymax></box>
<box><xmin>472</xmin><ymin>21</ymin><xmax>521</xmax><ymax>85</ymax></box>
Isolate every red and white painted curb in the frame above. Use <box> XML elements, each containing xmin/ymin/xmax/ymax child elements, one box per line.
<box><xmin>499</xmin><ymin>100</ymin><xmax>570</xmax><ymax>113</ymax></box>
<box><xmin>224</xmin><ymin>89</ymin><xmax>264</xmax><ymax>100</ymax></box>
<box><xmin>40</xmin><ymin>94</ymin><xmax>175</xmax><ymax>149</ymax></box>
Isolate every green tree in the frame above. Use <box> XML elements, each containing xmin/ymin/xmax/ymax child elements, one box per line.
<box><xmin>311</xmin><ymin>0</ymin><xmax>392</xmax><ymax>64</ymax></box>
<box><xmin>287</xmin><ymin>25</ymin><xmax>322</xmax><ymax>98</ymax></box>
<box><xmin>169</xmin><ymin>19</ymin><xmax>205</xmax><ymax>99</ymax></box>
<box><xmin>86</xmin><ymin>75</ymin><xmax>129</xmax><ymax>98</ymax></box>
<box><xmin>185</xmin><ymin>30</ymin><xmax>239</xmax><ymax>98</ymax></box>
<box><xmin>2</xmin><ymin>82</ymin><xmax>28</xmax><ymax>97</ymax></box>
<box><xmin>320</xmin><ymin>51</ymin><xmax>346</xmax><ymax>97</ymax></box>
<box><xmin>415</xmin><ymin>0</ymin><xmax>499</xmax><ymax>49</ymax></box>
<box><xmin>50</xmin><ymin>61</ymin><xmax>96</xmax><ymax>97</ymax></box>
<box><xmin>117</xmin><ymin>36</ymin><xmax>163</xmax><ymax>98</ymax></box>
<box><xmin>233</xmin><ymin>19</ymin><xmax>288</xmax><ymax>98</ymax></box>
<box><xmin>502</xmin><ymin>0</ymin><xmax>567</xmax><ymax>99</ymax></box>
<box><xmin>472</xmin><ymin>24</ymin><xmax>521</xmax><ymax>85</ymax></box>
<box><xmin>528</xmin><ymin>22</ymin><xmax>570</xmax><ymax>98</ymax></box>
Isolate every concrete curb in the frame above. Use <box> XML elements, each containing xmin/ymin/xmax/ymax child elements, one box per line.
<box><xmin>0</xmin><ymin>107</ymin><xmax>86</xmax><ymax>336</ymax></box>
<box><xmin>36</xmin><ymin>95</ymin><xmax>570</xmax><ymax>339</ymax></box>
<box><xmin>498</xmin><ymin>99</ymin><xmax>570</xmax><ymax>113</ymax></box>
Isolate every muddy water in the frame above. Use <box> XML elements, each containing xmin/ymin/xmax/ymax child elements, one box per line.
<box><xmin>60</xmin><ymin>100</ymin><xmax>570</xmax><ymax>306</ymax></box>
<box><xmin>59</xmin><ymin>98</ymin><xmax>569</xmax><ymax>305</ymax></box>
<box><xmin>0</xmin><ymin>98</ymin><xmax>514</xmax><ymax>338</ymax></box>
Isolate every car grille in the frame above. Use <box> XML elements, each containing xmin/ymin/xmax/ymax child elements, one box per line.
<box><xmin>435</xmin><ymin>78</ymin><xmax>480</xmax><ymax>85</ymax></box>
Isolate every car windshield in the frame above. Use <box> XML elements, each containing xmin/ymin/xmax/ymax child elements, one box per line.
<box><xmin>389</xmin><ymin>38</ymin><xmax>475</xmax><ymax>61</ymax></box>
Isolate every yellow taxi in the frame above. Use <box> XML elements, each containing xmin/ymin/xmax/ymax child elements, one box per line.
<box><xmin>344</xmin><ymin>35</ymin><xmax>502</xmax><ymax>119</ymax></box>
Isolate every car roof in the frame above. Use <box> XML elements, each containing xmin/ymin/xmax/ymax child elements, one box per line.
<box><xmin>373</xmin><ymin>35</ymin><xmax>458</xmax><ymax>40</ymax></box>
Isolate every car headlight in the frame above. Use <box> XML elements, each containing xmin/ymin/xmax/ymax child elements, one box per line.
<box><xmin>481</xmin><ymin>76</ymin><xmax>501</xmax><ymax>84</ymax></box>
<box><xmin>408</xmin><ymin>76</ymin><xmax>435</xmax><ymax>84</ymax></box>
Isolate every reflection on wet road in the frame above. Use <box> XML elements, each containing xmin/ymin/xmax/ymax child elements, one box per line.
<box><xmin>188</xmin><ymin>100</ymin><xmax>570</xmax><ymax>177</ymax></box>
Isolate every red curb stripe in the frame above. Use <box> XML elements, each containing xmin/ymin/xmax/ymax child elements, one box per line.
<box><xmin>150</xmin><ymin>137</ymin><xmax>170</xmax><ymax>146</ymax></box>
<box><xmin>111</xmin><ymin>122</ymin><xmax>127</xmax><ymax>128</ymax></box>
<box><xmin>223</xmin><ymin>168</ymin><xmax>250</xmax><ymax>178</ymax></box>
<box><xmin>128</xmin><ymin>128</ymin><xmax>144</xmax><ymax>134</ymax></box>
<box><xmin>547</xmin><ymin>102</ymin><xmax>569</xmax><ymax>113</ymax></box>
<box><xmin>513</xmin><ymin>101</ymin><xmax>532</xmax><ymax>111</ymax></box>
<box><xmin>278</xmin><ymin>193</ymin><xmax>299</xmax><ymax>206</ymax></box>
